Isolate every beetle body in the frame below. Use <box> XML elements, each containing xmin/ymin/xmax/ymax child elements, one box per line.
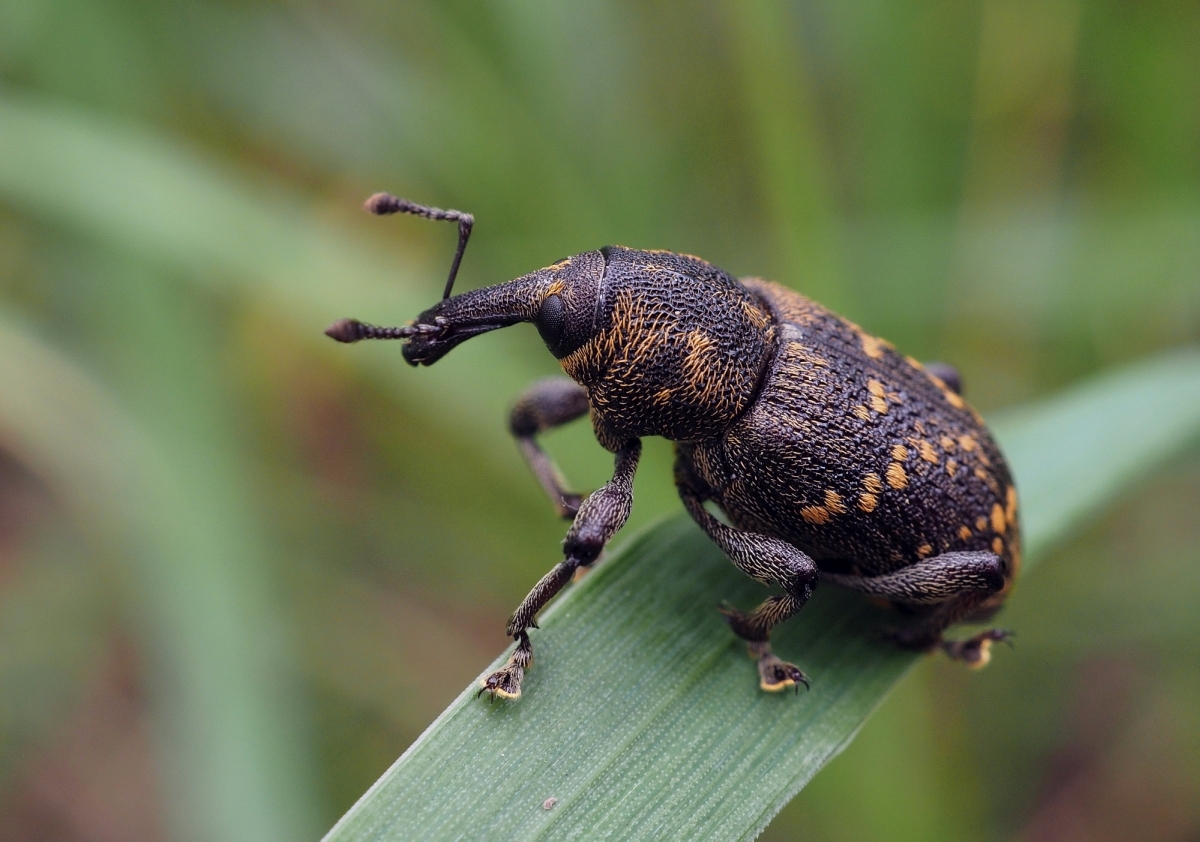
<box><xmin>682</xmin><ymin>274</ymin><xmax>1018</xmax><ymax>597</ymax></box>
<box><xmin>330</xmin><ymin>201</ymin><xmax>1018</xmax><ymax>698</ymax></box>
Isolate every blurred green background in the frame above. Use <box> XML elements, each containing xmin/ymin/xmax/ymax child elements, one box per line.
<box><xmin>0</xmin><ymin>1</ymin><xmax>1198</xmax><ymax>840</ymax></box>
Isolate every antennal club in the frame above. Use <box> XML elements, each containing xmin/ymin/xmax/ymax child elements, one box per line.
<box><xmin>324</xmin><ymin>317</ymin><xmax>446</xmax><ymax>344</ymax></box>
<box><xmin>365</xmin><ymin>193</ymin><xmax>474</xmax><ymax>300</ymax></box>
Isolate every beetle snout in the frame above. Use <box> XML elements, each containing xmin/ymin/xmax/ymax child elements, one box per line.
<box><xmin>401</xmin><ymin>313</ymin><xmax>522</xmax><ymax>366</ymax></box>
<box><xmin>399</xmin><ymin>272</ymin><xmax>549</xmax><ymax>366</ymax></box>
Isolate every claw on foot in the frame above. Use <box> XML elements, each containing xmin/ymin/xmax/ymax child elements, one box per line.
<box><xmin>478</xmin><ymin>664</ymin><xmax>524</xmax><ymax>701</ymax></box>
<box><xmin>748</xmin><ymin>641</ymin><xmax>810</xmax><ymax>693</ymax></box>
<box><xmin>477</xmin><ymin>632</ymin><xmax>533</xmax><ymax>702</ymax></box>
<box><xmin>943</xmin><ymin>629</ymin><xmax>1013</xmax><ymax>669</ymax></box>
<box><xmin>758</xmin><ymin>656</ymin><xmax>810</xmax><ymax>693</ymax></box>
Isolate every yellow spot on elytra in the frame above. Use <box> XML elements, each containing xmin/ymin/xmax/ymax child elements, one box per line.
<box><xmin>959</xmin><ymin>525</ymin><xmax>973</xmax><ymax>540</ymax></box>
<box><xmin>802</xmin><ymin>491</ymin><xmax>847</xmax><ymax>524</ymax></box>
<box><xmin>958</xmin><ymin>435</ymin><xmax>978</xmax><ymax>452</ymax></box>
<box><xmin>545</xmin><ymin>279</ymin><xmax>566</xmax><ymax>296</ymax></box>
<box><xmin>886</xmin><ymin>463</ymin><xmax>908</xmax><ymax>490</ymax></box>
<box><xmin>917</xmin><ymin>543</ymin><xmax>933</xmax><ymax>559</ymax></box>
<box><xmin>976</xmin><ymin>516</ymin><xmax>988</xmax><ymax>531</ymax></box>
<box><xmin>1006</xmin><ymin>485</ymin><xmax>1018</xmax><ymax>525</ymax></box>
<box><xmin>974</xmin><ymin>466</ymin><xmax>990</xmax><ymax>482</ymax></box>
<box><xmin>853</xmin><ymin>404</ymin><xmax>871</xmax><ymax>421</ymax></box>
<box><xmin>891</xmin><ymin>444</ymin><xmax>909</xmax><ymax>461</ymax></box>
<box><xmin>918</xmin><ymin>440</ymin><xmax>939</xmax><ymax>463</ymax></box>
<box><xmin>992</xmin><ymin>536</ymin><xmax>1004</xmax><ymax>555</ymax></box>
<box><xmin>867</xmin><ymin>380</ymin><xmax>890</xmax><ymax>413</ymax></box>
<box><xmin>991</xmin><ymin>503</ymin><xmax>1006</xmax><ymax>534</ymax></box>
<box><xmin>800</xmin><ymin>505</ymin><xmax>831</xmax><ymax>525</ymax></box>
<box><xmin>863</xmin><ymin>472</ymin><xmax>883</xmax><ymax>494</ymax></box>
<box><xmin>858</xmin><ymin>493</ymin><xmax>878</xmax><ymax>513</ymax></box>
<box><xmin>824</xmin><ymin>490</ymin><xmax>847</xmax><ymax>515</ymax></box>
<box><xmin>940</xmin><ymin>435</ymin><xmax>957</xmax><ymax>452</ymax></box>
<box><xmin>860</xmin><ymin>334</ymin><xmax>890</xmax><ymax>359</ymax></box>
<box><xmin>946</xmin><ymin>459</ymin><xmax>958</xmax><ymax>477</ymax></box>
<box><xmin>652</xmin><ymin>388</ymin><xmax>674</xmax><ymax>405</ymax></box>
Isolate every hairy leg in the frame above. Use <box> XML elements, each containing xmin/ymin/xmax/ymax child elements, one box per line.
<box><xmin>823</xmin><ymin>553</ymin><xmax>1010</xmax><ymax>668</ymax></box>
<box><xmin>676</xmin><ymin>459</ymin><xmax>817</xmax><ymax>692</ymax></box>
<box><xmin>481</xmin><ymin>439</ymin><xmax>641</xmax><ymax>699</ymax></box>
<box><xmin>509</xmin><ymin>378</ymin><xmax>591</xmax><ymax>518</ymax></box>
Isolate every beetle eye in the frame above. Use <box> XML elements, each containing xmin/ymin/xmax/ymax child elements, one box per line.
<box><xmin>536</xmin><ymin>294</ymin><xmax>566</xmax><ymax>352</ymax></box>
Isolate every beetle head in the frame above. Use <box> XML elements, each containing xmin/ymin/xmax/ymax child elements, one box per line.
<box><xmin>326</xmin><ymin>234</ymin><xmax>777</xmax><ymax>441</ymax></box>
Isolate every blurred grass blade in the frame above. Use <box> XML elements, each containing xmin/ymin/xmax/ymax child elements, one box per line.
<box><xmin>0</xmin><ymin>85</ymin><xmax>541</xmax><ymax>467</ymax></box>
<box><xmin>991</xmin><ymin>347</ymin><xmax>1200</xmax><ymax>560</ymax></box>
<box><xmin>722</xmin><ymin>0</ymin><xmax>843</xmax><ymax>310</ymax></box>
<box><xmin>0</xmin><ymin>312</ymin><xmax>317</xmax><ymax>842</ymax></box>
<box><xmin>324</xmin><ymin>348</ymin><xmax>1200</xmax><ymax>842</ymax></box>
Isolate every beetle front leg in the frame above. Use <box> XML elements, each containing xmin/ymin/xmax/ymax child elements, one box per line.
<box><xmin>510</xmin><ymin>378</ymin><xmax>591</xmax><ymax>518</ymax></box>
<box><xmin>480</xmin><ymin>439</ymin><xmax>641</xmax><ymax>700</ymax></box>
<box><xmin>676</xmin><ymin>472</ymin><xmax>816</xmax><ymax>692</ymax></box>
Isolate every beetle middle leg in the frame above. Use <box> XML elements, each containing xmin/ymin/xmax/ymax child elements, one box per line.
<box><xmin>675</xmin><ymin>463</ymin><xmax>815</xmax><ymax>692</ymax></box>
<box><xmin>510</xmin><ymin>377</ymin><xmax>591</xmax><ymax>518</ymax></box>
<box><xmin>822</xmin><ymin>553</ymin><xmax>1012</xmax><ymax>668</ymax></box>
<box><xmin>480</xmin><ymin>438</ymin><xmax>641</xmax><ymax>700</ymax></box>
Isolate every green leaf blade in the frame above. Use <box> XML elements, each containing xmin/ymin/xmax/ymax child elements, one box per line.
<box><xmin>325</xmin><ymin>348</ymin><xmax>1200</xmax><ymax>841</ymax></box>
<box><xmin>992</xmin><ymin>348</ymin><xmax>1200</xmax><ymax>561</ymax></box>
<box><xmin>329</xmin><ymin>519</ymin><xmax>913</xmax><ymax>842</ymax></box>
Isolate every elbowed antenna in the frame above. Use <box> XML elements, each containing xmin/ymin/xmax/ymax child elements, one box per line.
<box><xmin>324</xmin><ymin>194</ymin><xmax>473</xmax><ymax>345</ymax></box>
<box><xmin>364</xmin><ymin>193</ymin><xmax>474</xmax><ymax>300</ymax></box>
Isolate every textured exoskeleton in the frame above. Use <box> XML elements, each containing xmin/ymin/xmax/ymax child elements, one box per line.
<box><xmin>328</xmin><ymin>201</ymin><xmax>1019</xmax><ymax>699</ymax></box>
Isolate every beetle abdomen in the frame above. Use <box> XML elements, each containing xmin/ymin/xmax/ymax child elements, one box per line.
<box><xmin>692</xmin><ymin>279</ymin><xmax>1020</xmax><ymax>587</ymax></box>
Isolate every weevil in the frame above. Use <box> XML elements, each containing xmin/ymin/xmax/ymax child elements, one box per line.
<box><xmin>327</xmin><ymin>195</ymin><xmax>1018</xmax><ymax>699</ymax></box>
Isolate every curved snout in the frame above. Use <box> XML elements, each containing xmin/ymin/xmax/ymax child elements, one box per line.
<box><xmin>401</xmin><ymin>312</ymin><xmax>524</xmax><ymax>366</ymax></box>
<box><xmin>399</xmin><ymin>271</ymin><xmax>548</xmax><ymax>366</ymax></box>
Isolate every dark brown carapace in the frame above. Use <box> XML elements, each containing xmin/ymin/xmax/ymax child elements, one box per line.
<box><xmin>328</xmin><ymin>196</ymin><xmax>1018</xmax><ymax>699</ymax></box>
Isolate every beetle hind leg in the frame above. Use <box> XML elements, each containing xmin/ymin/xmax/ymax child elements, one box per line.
<box><xmin>942</xmin><ymin>628</ymin><xmax>1013</xmax><ymax>668</ymax></box>
<box><xmin>883</xmin><ymin>591</ymin><xmax>1013</xmax><ymax>670</ymax></box>
<box><xmin>822</xmin><ymin>551</ymin><xmax>1013</xmax><ymax>669</ymax></box>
